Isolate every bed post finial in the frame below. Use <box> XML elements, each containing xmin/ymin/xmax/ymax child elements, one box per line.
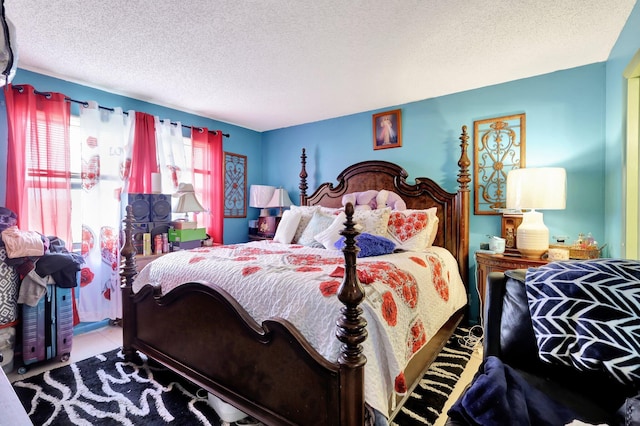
<box><xmin>457</xmin><ymin>125</ymin><xmax>471</xmax><ymax>192</ymax></box>
<box><xmin>336</xmin><ymin>202</ymin><xmax>367</xmax><ymax>425</ymax></box>
<box><xmin>299</xmin><ymin>148</ymin><xmax>308</xmax><ymax>205</ymax></box>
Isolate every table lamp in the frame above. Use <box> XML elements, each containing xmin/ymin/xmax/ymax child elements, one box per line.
<box><xmin>506</xmin><ymin>167</ymin><xmax>566</xmax><ymax>258</ymax></box>
<box><xmin>266</xmin><ymin>188</ymin><xmax>293</xmax><ymax>217</ymax></box>
<box><xmin>173</xmin><ymin>183</ymin><xmax>205</xmax><ymax>229</ymax></box>
<box><xmin>249</xmin><ymin>185</ymin><xmax>276</xmax><ymax>217</ymax></box>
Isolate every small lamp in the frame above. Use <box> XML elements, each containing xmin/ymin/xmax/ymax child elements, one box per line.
<box><xmin>506</xmin><ymin>168</ymin><xmax>566</xmax><ymax>259</ymax></box>
<box><xmin>266</xmin><ymin>188</ymin><xmax>293</xmax><ymax>217</ymax></box>
<box><xmin>173</xmin><ymin>183</ymin><xmax>205</xmax><ymax>226</ymax></box>
<box><xmin>249</xmin><ymin>185</ymin><xmax>276</xmax><ymax>217</ymax></box>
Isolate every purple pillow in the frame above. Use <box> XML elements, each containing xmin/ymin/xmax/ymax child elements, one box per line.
<box><xmin>335</xmin><ymin>232</ymin><xmax>396</xmax><ymax>258</ymax></box>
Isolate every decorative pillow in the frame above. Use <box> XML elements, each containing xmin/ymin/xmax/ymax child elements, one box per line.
<box><xmin>427</xmin><ymin>215</ymin><xmax>439</xmax><ymax>247</ymax></box>
<box><xmin>335</xmin><ymin>233</ymin><xmax>396</xmax><ymax>258</ymax></box>
<box><xmin>289</xmin><ymin>205</ymin><xmax>319</xmax><ymax>243</ymax></box>
<box><xmin>297</xmin><ymin>211</ymin><xmax>337</xmax><ymax>247</ymax></box>
<box><xmin>314</xmin><ymin>211</ymin><xmax>347</xmax><ymax>249</ymax></box>
<box><xmin>386</xmin><ymin>207</ymin><xmax>438</xmax><ymax>251</ymax></box>
<box><xmin>352</xmin><ymin>207</ymin><xmax>391</xmax><ymax>237</ymax></box>
<box><xmin>272</xmin><ymin>209</ymin><xmax>302</xmax><ymax>244</ymax></box>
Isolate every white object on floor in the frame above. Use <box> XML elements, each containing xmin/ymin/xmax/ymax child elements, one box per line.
<box><xmin>207</xmin><ymin>393</ymin><xmax>248</xmax><ymax>423</ymax></box>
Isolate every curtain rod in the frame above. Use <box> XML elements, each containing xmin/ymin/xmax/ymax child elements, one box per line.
<box><xmin>11</xmin><ymin>85</ymin><xmax>230</xmax><ymax>138</ymax></box>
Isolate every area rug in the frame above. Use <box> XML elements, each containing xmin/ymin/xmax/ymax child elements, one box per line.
<box><xmin>391</xmin><ymin>326</ymin><xmax>478</xmax><ymax>426</ymax></box>
<box><xmin>12</xmin><ymin>349</ymin><xmax>222</xmax><ymax>426</ymax></box>
<box><xmin>12</xmin><ymin>325</ymin><xmax>477</xmax><ymax>426</ymax></box>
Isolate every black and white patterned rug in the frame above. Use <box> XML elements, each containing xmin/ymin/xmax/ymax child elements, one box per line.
<box><xmin>12</xmin><ymin>348</ymin><xmax>223</xmax><ymax>425</ymax></box>
<box><xmin>11</xmin><ymin>325</ymin><xmax>476</xmax><ymax>426</ymax></box>
<box><xmin>391</xmin><ymin>326</ymin><xmax>477</xmax><ymax>426</ymax></box>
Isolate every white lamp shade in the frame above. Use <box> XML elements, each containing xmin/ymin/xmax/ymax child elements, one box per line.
<box><xmin>506</xmin><ymin>168</ymin><xmax>566</xmax><ymax>210</ymax></box>
<box><xmin>249</xmin><ymin>185</ymin><xmax>276</xmax><ymax>208</ymax></box>
<box><xmin>266</xmin><ymin>188</ymin><xmax>293</xmax><ymax>208</ymax></box>
<box><xmin>174</xmin><ymin>192</ymin><xmax>205</xmax><ymax>213</ymax></box>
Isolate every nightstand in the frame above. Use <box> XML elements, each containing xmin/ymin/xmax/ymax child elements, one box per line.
<box><xmin>475</xmin><ymin>251</ymin><xmax>549</xmax><ymax>307</ymax></box>
<box><xmin>248</xmin><ymin>234</ymin><xmax>273</xmax><ymax>242</ymax></box>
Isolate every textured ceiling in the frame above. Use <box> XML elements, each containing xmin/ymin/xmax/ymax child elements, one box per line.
<box><xmin>5</xmin><ymin>0</ymin><xmax>637</xmax><ymax>132</ymax></box>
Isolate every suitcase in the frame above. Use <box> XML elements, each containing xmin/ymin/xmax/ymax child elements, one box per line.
<box><xmin>18</xmin><ymin>284</ymin><xmax>73</xmax><ymax>374</ymax></box>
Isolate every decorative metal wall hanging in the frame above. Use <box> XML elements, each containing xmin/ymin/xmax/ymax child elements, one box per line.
<box><xmin>224</xmin><ymin>152</ymin><xmax>247</xmax><ymax>218</ymax></box>
<box><xmin>473</xmin><ymin>114</ymin><xmax>526</xmax><ymax>215</ymax></box>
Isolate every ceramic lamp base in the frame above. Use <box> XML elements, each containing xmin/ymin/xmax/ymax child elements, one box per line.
<box><xmin>516</xmin><ymin>210</ymin><xmax>549</xmax><ymax>259</ymax></box>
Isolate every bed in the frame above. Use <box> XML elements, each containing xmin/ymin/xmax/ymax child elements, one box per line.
<box><xmin>119</xmin><ymin>125</ymin><xmax>471</xmax><ymax>425</ymax></box>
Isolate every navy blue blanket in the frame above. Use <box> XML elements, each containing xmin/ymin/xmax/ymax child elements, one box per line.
<box><xmin>525</xmin><ymin>259</ymin><xmax>640</xmax><ymax>387</ymax></box>
<box><xmin>448</xmin><ymin>356</ymin><xmax>577</xmax><ymax>426</ymax></box>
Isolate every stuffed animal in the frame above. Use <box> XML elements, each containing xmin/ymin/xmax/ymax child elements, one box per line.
<box><xmin>376</xmin><ymin>190</ymin><xmax>407</xmax><ymax>210</ymax></box>
<box><xmin>342</xmin><ymin>190</ymin><xmax>378</xmax><ymax>210</ymax></box>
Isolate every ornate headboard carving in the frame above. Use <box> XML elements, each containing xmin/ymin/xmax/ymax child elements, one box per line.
<box><xmin>298</xmin><ymin>126</ymin><xmax>470</xmax><ymax>286</ymax></box>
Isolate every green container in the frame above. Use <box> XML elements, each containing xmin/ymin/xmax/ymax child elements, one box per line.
<box><xmin>168</xmin><ymin>228</ymin><xmax>207</xmax><ymax>242</ymax></box>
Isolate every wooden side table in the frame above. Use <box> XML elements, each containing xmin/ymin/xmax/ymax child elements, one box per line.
<box><xmin>248</xmin><ymin>234</ymin><xmax>273</xmax><ymax>242</ymax></box>
<box><xmin>475</xmin><ymin>252</ymin><xmax>549</xmax><ymax>307</ymax></box>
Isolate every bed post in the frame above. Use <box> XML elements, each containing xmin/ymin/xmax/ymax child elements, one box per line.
<box><xmin>456</xmin><ymin>125</ymin><xmax>471</xmax><ymax>289</ymax></box>
<box><xmin>299</xmin><ymin>148</ymin><xmax>308</xmax><ymax>205</ymax></box>
<box><xmin>120</xmin><ymin>205</ymin><xmax>139</xmax><ymax>361</ymax></box>
<box><xmin>336</xmin><ymin>202</ymin><xmax>367</xmax><ymax>425</ymax></box>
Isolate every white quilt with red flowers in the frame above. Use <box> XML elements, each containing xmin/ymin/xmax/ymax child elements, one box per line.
<box><xmin>133</xmin><ymin>241</ymin><xmax>467</xmax><ymax>417</ymax></box>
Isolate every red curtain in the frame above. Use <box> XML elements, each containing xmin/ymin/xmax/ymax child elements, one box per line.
<box><xmin>191</xmin><ymin>128</ymin><xmax>223</xmax><ymax>243</ymax></box>
<box><xmin>127</xmin><ymin>111</ymin><xmax>158</xmax><ymax>193</ymax></box>
<box><xmin>4</xmin><ymin>84</ymin><xmax>72</xmax><ymax>247</ymax></box>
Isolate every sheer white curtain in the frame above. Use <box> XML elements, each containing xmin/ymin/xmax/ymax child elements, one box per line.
<box><xmin>155</xmin><ymin>117</ymin><xmax>188</xmax><ymax>193</ymax></box>
<box><xmin>77</xmin><ymin>101</ymin><xmax>133</xmax><ymax>321</ymax></box>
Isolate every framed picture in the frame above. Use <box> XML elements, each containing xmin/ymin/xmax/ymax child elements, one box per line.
<box><xmin>373</xmin><ymin>109</ymin><xmax>402</xmax><ymax>150</ymax></box>
<box><xmin>224</xmin><ymin>152</ymin><xmax>247</xmax><ymax>218</ymax></box>
<box><xmin>473</xmin><ymin>113</ymin><xmax>526</xmax><ymax>215</ymax></box>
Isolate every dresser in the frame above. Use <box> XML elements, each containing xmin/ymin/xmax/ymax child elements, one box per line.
<box><xmin>475</xmin><ymin>251</ymin><xmax>549</xmax><ymax>307</ymax></box>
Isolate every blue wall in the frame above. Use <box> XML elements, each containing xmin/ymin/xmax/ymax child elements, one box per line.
<box><xmin>263</xmin><ymin>64</ymin><xmax>608</xmax><ymax>321</ymax></box>
<box><xmin>0</xmin><ymin>69</ymin><xmax>264</xmax><ymax>244</ymax></box>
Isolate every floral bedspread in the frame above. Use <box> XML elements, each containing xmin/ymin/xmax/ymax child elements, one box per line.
<box><xmin>133</xmin><ymin>241</ymin><xmax>467</xmax><ymax>417</ymax></box>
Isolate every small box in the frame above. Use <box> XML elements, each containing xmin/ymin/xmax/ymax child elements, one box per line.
<box><xmin>171</xmin><ymin>240</ymin><xmax>202</xmax><ymax>250</ymax></box>
<box><xmin>172</xmin><ymin>220</ymin><xmax>198</xmax><ymax>230</ymax></box>
<box><xmin>168</xmin><ymin>228</ymin><xmax>207</xmax><ymax>242</ymax></box>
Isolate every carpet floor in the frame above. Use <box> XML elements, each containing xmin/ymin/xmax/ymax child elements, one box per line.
<box><xmin>11</xmin><ymin>326</ymin><xmax>481</xmax><ymax>426</ymax></box>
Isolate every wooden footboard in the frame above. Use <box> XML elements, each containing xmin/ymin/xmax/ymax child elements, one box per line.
<box><xmin>121</xmin><ymin>203</ymin><xmax>367</xmax><ymax>425</ymax></box>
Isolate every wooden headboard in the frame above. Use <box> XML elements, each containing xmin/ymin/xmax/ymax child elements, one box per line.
<box><xmin>298</xmin><ymin>126</ymin><xmax>471</xmax><ymax>286</ymax></box>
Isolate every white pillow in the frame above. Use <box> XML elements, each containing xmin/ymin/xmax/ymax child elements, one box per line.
<box><xmin>314</xmin><ymin>211</ymin><xmax>347</xmax><ymax>249</ymax></box>
<box><xmin>297</xmin><ymin>211</ymin><xmax>336</xmax><ymax>247</ymax></box>
<box><xmin>272</xmin><ymin>209</ymin><xmax>302</xmax><ymax>244</ymax></box>
<box><xmin>352</xmin><ymin>207</ymin><xmax>391</xmax><ymax>237</ymax></box>
<box><xmin>290</xmin><ymin>205</ymin><xmax>319</xmax><ymax>243</ymax></box>
<box><xmin>386</xmin><ymin>208</ymin><xmax>438</xmax><ymax>251</ymax></box>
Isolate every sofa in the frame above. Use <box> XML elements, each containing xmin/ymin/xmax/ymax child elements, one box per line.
<box><xmin>448</xmin><ymin>259</ymin><xmax>640</xmax><ymax>426</ymax></box>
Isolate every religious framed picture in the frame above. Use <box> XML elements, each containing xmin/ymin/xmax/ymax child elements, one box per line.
<box><xmin>473</xmin><ymin>113</ymin><xmax>526</xmax><ymax>215</ymax></box>
<box><xmin>372</xmin><ymin>109</ymin><xmax>402</xmax><ymax>150</ymax></box>
<box><xmin>224</xmin><ymin>152</ymin><xmax>247</xmax><ymax>218</ymax></box>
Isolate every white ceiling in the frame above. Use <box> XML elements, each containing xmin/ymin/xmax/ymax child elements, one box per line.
<box><xmin>5</xmin><ymin>0</ymin><xmax>637</xmax><ymax>132</ymax></box>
